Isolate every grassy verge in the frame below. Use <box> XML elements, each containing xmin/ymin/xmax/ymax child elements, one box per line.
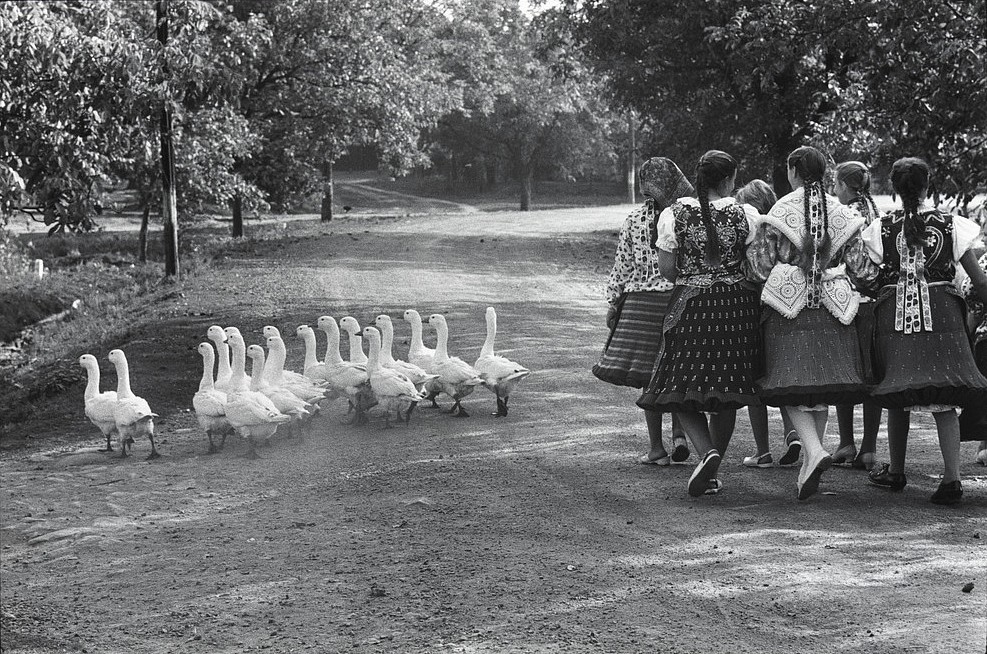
<box><xmin>0</xmin><ymin>224</ymin><xmax>285</xmax><ymax>431</ymax></box>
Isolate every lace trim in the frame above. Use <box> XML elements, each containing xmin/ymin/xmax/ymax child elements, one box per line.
<box><xmin>895</xmin><ymin>230</ymin><xmax>933</xmax><ymax>334</ymax></box>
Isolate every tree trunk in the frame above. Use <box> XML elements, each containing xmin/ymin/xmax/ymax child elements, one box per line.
<box><xmin>138</xmin><ymin>205</ymin><xmax>150</xmax><ymax>263</ymax></box>
<box><xmin>486</xmin><ymin>160</ymin><xmax>497</xmax><ymax>189</ymax></box>
<box><xmin>320</xmin><ymin>159</ymin><xmax>334</xmax><ymax>222</ymax></box>
<box><xmin>232</xmin><ymin>193</ymin><xmax>243</xmax><ymax>238</ymax></box>
<box><xmin>157</xmin><ymin>0</ymin><xmax>179</xmax><ymax>277</ymax></box>
<box><xmin>519</xmin><ymin>163</ymin><xmax>532</xmax><ymax>211</ymax></box>
<box><xmin>627</xmin><ymin>113</ymin><xmax>636</xmax><ymax>204</ymax></box>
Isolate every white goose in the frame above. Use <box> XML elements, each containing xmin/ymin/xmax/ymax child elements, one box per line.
<box><xmin>374</xmin><ymin>314</ymin><xmax>439</xmax><ymax>390</ymax></box>
<box><xmin>79</xmin><ymin>353</ymin><xmax>119</xmax><ymax>452</ymax></box>
<box><xmin>107</xmin><ymin>349</ymin><xmax>160</xmax><ymax>459</ymax></box>
<box><xmin>403</xmin><ymin>308</ymin><xmax>440</xmax><ymax>407</ymax></box>
<box><xmin>426</xmin><ymin>314</ymin><xmax>485</xmax><ymax>417</ymax></box>
<box><xmin>206</xmin><ymin>325</ymin><xmax>233</xmax><ymax>395</ymax></box>
<box><xmin>474</xmin><ymin>306</ymin><xmax>531</xmax><ymax>417</ymax></box>
<box><xmin>193</xmin><ymin>342</ymin><xmax>234</xmax><ymax>454</ymax></box>
<box><xmin>223</xmin><ymin>328</ymin><xmax>291</xmax><ymax>458</ymax></box>
<box><xmin>295</xmin><ymin>324</ymin><xmax>331</xmax><ymax>383</ymax></box>
<box><xmin>259</xmin><ymin>327</ymin><xmax>328</xmax><ymax>404</ymax></box>
<box><xmin>338</xmin><ymin>316</ymin><xmax>368</xmax><ymax>364</ymax></box>
<box><xmin>313</xmin><ymin>318</ymin><xmax>374</xmax><ymax>424</ymax></box>
<box><xmin>248</xmin><ymin>343</ymin><xmax>311</xmax><ymax>437</ymax></box>
<box><xmin>363</xmin><ymin>326</ymin><xmax>426</xmax><ymax>428</ymax></box>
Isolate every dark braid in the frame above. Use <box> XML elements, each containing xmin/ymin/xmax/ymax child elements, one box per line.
<box><xmin>891</xmin><ymin>158</ymin><xmax>931</xmax><ymax>249</ymax></box>
<box><xmin>836</xmin><ymin>160</ymin><xmax>880</xmax><ymax>222</ymax></box>
<box><xmin>788</xmin><ymin>146</ymin><xmax>832</xmax><ymax>272</ymax></box>
<box><xmin>694</xmin><ymin>150</ymin><xmax>737</xmax><ymax>268</ymax></box>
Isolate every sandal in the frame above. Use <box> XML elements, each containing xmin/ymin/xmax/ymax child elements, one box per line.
<box><xmin>638</xmin><ymin>452</ymin><xmax>670</xmax><ymax>466</ymax></box>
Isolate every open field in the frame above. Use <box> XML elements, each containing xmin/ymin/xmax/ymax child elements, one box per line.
<box><xmin>1</xmin><ymin>205</ymin><xmax>986</xmax><ymax>653</ymax></box>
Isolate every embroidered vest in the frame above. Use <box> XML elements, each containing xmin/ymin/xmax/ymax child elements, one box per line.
<box><xmin>875</xmin><ymin>210</ymin><xmax>956</xmax><ymax>333</ymax></box>
<box><xmin>760</xmin><ymin>189</ymin><xmax>866</xmax><ymax>324</ymax></box>
<box><xmin>671</xmin><ymin>199</ymin><xmax>750</xmax><ymax>287</ymax></box>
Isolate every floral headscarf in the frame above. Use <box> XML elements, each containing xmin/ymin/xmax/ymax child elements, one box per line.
<box><xmin>640</xmin><ymin>157</ymin><xmax>694</xmax><ymax>248</ymax></box>
<box><xmin>640</xmin><ymin>157</ymin><xmax>694</xmax><ymax>211</ymax></box>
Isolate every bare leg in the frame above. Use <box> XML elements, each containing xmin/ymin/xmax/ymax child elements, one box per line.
<box><xmin>933</xmin><ymin>410</ymin><xmax>961</xmax><ymax>484</ymax></box>
<box><xmin>886</xmin><ymin>408</ymin><xmax>909</xmax><ymax>474</ymax></box>
<box><xmin>781</xmin><ymin>407</ymin><xmax>795</xmax><ymax>437</ymax></box>
<box><xmin>860</xmin><ymin>400</ymin><xmax>882</xmax><ymax>454</ymax></box>
<box><xmin>787</xmin><ymin>406</ymin><xmax>832</xmax><ymax>499</ymax></box>
<box><xmin>643</xmin><ymin>410</ymin><xmax>669</xmax><ymax>461</ymax></box>
<box><xmin>709</xmin><ymin>409</ymin><xmax>737</xmax><ymax>456</ymax></box>
<box><xmin>836</xmin><ymin>403</ymin><xmax>855</xmax><ymax>449</ymax></box>
<box><xmin>748</xmin><ymin>405</ymin><xmax>770</xmax><ymax>455</ymax></box>
<box><xmin>676</xmin><ymin>411</ymin><xmax>714</xmax><ymax>456</ymax></box>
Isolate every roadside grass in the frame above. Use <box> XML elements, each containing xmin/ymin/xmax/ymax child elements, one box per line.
<box><xmin>0</xmin><ymin>223</ymin><xmax>300</xmax><ymax>431</ymax></box>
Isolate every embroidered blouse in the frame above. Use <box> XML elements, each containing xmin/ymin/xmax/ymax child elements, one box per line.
<box><xmin>654</xmin><ymin>196</ymin><xmax>760</xmax><ymax>287</ymax></box>
<box><xmin>605</xmin><ymin>201</ymin><xmax>674</xmax><ymax>305</ymax></box>
<box><xmin>858</xmin><ymin>207</ymin><xmax>980</xmax><ymax>333</ymax></box>
<box><xmin>747</xmin><ymin>187</ymin><xmax>870</xmax><ymax>324</ymax></box>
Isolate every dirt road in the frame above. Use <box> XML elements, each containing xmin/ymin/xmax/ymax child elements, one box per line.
<box><xmin>1</xmin><ymin>208</ymin><xmax>985</xmax><ymax>653</ymax></box>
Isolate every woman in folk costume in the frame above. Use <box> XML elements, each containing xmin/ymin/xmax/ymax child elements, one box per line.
<box><xmin>957</xmin><ymin>232</ymin><xmax>987</xmax><ymax>465</ymax></box>
<box><xmin>636</xmin><ymin>150</ymin><xmax>762</xmax><ymax>497</ymax></box>
<box><xmin>852</xmin><ymin>157</ymin><xmax>987</xmax><ymax>505</ymax></box>
<box><xmin>733</xmin><ymin>179</ymin><xmax>799</xmax><ymax>470</ymax></box>
<box><xmin>594</xmin><ymin>157</ymin><xmax>694</xmax><ymax>466</ymax></box>
<box><xmin>747</xmin><ymin>145</ymin><xmax>871</xmax><ymax>500</ymax></box>
<box><xmin>831</xmin><ymin>161</ymin><xmax>885</xmax><ymax>471</ymax></box>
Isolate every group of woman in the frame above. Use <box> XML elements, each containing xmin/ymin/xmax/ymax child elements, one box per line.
<box><xmin>594</xmin><ymin>146</ymin><xmax>987</xmax><ymax>504</ymax></box>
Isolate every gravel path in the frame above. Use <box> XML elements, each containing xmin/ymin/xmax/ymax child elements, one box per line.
<box><xmin>1</xmin><ymin>209</ymin><xmax>985</xmax><ymax>653</ymax></box>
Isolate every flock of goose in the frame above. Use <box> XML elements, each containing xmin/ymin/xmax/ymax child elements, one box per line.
<box><xmin>79</xmin><ymin>307</ymin><xmax>531</xmax><ymax>459</ymax></box>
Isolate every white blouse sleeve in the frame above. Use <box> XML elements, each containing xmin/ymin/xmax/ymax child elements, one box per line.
<box><xmin>953</xmin><ymin>215</ymin><xmax>982</xmax><ymax>262</ymax></box>
<box><xmin>860</xmin><ymin>219</ymin><xmax>883</xmax><ymax>263</ymax></box>
<box><xmin>740</xmin><ymin>203</ymin><xmax>762</xmax><ymax>244</ymax></box>
<box><xmin>654</xmin><ymin>206</ymin><xmax>678</xmax><ymax>252</ymax></box>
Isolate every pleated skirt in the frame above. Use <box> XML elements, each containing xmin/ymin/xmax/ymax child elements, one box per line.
<box><xmin>758</xmin><ymin>306</ymin><xmax>867</xmax><ymax>407</ymax></box>
<box><xmin>593</xmin><ymin>291</ymin><xmax>671</xmax><ymax>389</ymax></box>
<box><xmin>871</xmin><ymin>284</ymin><xmax>987</xmax><ymax>410</ymax></box>
<box><xmin>636</xmin><ymin>282</ymin><xmax>761</xmax><ymax>413</ymax></box>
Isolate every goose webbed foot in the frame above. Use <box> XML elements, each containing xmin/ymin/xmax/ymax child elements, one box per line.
<box><xmin>450</xmin><ymin>401</ymin><xmax>470</xmax><ymax>418</ymax></box>
<box><xmin>493</xmin><ymin>397</ymin><xmax>509</xmax><ymax>417</ymax></box>
<box><xmin>206</xmin><ymin>433</ymin><xmax>220</xmax><ymax>454</ymax></box>
<box><xmin>424</xmin><ymin>395</ymin><xmax>441</xmax><ymax>409</ymax></box>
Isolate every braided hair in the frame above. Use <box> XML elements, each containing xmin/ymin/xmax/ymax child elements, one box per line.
<box><xmin>787</xmin><ymin>146</ymin><xmax>831</xmax><ymax>272</ymax></box>
<box><xmin>694</xmin><ymin>150</ymin><xmax>737</xmax><ymax>267</ymax></box>
<box><xmin>835</xmin><ymin>161</ymin><xmax>880</xmax><ymax>221</ymax></box>
<box><xmin>890</xmin><ymin>157</ymin><xmax>931</xmax><ymax>249</ymax></box>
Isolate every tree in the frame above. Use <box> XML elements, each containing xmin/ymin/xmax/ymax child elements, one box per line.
<box><xmin>432</xmin><ymin>0</ymin><xmax>619</xmax><ymax>210</ymax></box>
<box><xmin>227</xmin><ymin>0</ymin><xmax>460</xmax><ymax>221</ymax></box>
<box><xmin>0</xmin><ymin>2</ymin><xmax>153</xmax><ymax>232</ymax></box>
<box><xmin>572</xmin><ymin>0</ymin><xmax>986</xmax><ymax>201</ymax></box>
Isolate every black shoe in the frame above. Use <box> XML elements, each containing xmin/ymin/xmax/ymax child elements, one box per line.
<box><xmin>671</xmin><ymin>436</ymin><xmax>691</xmax><ymax>463</ymax></box>
<box><xmin>778</xmin><ymin>431</ymin><xmax>801</xmax><ymax>467</ymax></box>
<box><xmin>930</xmin><ymin>480</ymin><xmax>963</xmax><ymax>505</ymax></box>
<box><xmin>868</xmin><ymin>463</ymin><xmax>906</xmax><ymax>491</ymax></box>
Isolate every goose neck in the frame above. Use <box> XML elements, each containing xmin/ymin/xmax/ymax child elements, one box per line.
<box><xmin>301</xmin><ymin>330</ymin><xmax>319</xmax><ymax>369</ymax></box>
<box><xmin>113</xmin><ymin>358</ymin><xmax>134</xmax><ymax>398</ymax></box>
<box><xmin>434</xmin><ymin>322</ymin><xmax>449</xmax><ymax>359</ymax></box>
<box><xmin>199</xmin><ymin>350</ymin><xmax>215</xmax><ymax>391</ymax></box>
<box><xmin>481</xmin><ymin>313</ymin><xmax>497</xmax><ymax>357</ymax></box>
<box><xmin>83</xmin><ymin>362</ymin><xmax>100</xmax><ymax>399</ymax></box>
<box><xmin>322</xmin><ymin>326</ymin><xmax>344</xmax><ymax>365</ymax></box>
<box><xmin>264</xmin><ymin>339</ymin><xmax>286</xmax><ymax>385</ymax></box>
